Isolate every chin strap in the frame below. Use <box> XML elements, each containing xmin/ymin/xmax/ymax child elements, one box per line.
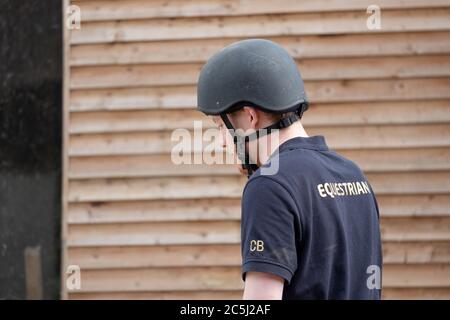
<box><xmin>220</xmin><ymin>105</ymin><xmax>306</xmax><ymax>178</ymax></box>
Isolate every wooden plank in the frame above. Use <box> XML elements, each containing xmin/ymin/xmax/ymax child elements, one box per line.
<box><xmin>70</xmin><ymin>55</ymin><xmax>450</xmax><ymax>89</ymax></box>
<box><xmin>69</xmin><ymin>154</ymin><xmax>236</xmax><ymax>179</ymax></box>
<box><xmin>339</xmin><ymin>148</ymin><xmax>450</xmax><ymax>172</ymax></box>
<box><xmin>67</xmin><ymin>217</ymin><xmax>450</xmax><ymax>246</ymax></box>
<box><xmin>381</xmin><ymin>217</ymin><xmax>450</xmax><ymax>242</ymax></box>
<box><xmin>69</xmin><ymin>78</ymin><xmax>450</xmax><ymax>112</ymax></box>
<box><xmin>68</xmin><ymin>131</ymin><xmax>179</xmax><ymax>156</ymax></box>
<box><xmin>382</xmin><ymin>288</ymin><xmax>450</xmax><ymax>299</ymax></box>
<box><xmin>70</xmin><ymin>9</ymin><xmax>450</xmax><ymax>44</ymax></box>
<box><xmin>68</xmin><ymin>124</ymin><xmax>450</xmax><ymax>156</ymax></box>
<box><xmin>73</xmin><ymin>0</ymin><xmax>450</xmax><ymax>21</ymax></box>
<box><xmin>67</xmin><ymin>198</ymin><xmax>241</xmax><ymax>224</ymax></box>
<box><xmin>307</xmin><ymin>78</ymin><xmax>450</xmax><ymax>103</ymax></box>
<box><xmin>367</xmin><ymin>171</ymin><xmax>450</xmax><ymax>195</ymax></box>
<box><xmin>67</xmin><ymin>147</ymin><xmax>450</xmax><ymax>179</ymax></box>
<box><xmin>69</xmin><ymin>220</ymin><xmax>238</xmax><ymax>246</ymax></box>
<box><xmin>70</xmin><ymin>63</ymin><xmax>202</xmax><ymax>89</ymax></box>
<box><xmin>383</xmin><ymin>242</ymin><xmax>450</xmax><ymax>264</ymax></box>
<box><xmin>62</xmin><ymin>264</ymin><xmax>450</xmax><ymax>292</ymax></box>
<box><xmin>68</xmin><ymin>176</ymin><xmax>247</xmax><ymax>202</ymax></box>
<box><xmin>70</xmin><ymin>32</ymin><xmax>450</xmax><ymax>66</ymax></box>
<box><xmin>69</xmin><ymin>290</ymin><xmax>243</xmax><ymax>300</ymax></box>
<box><xmin>66</xmin><ymin>194</ymin><xmax>450</xmax><ymax>225</ymax></box>
<box><xmin>67</xmin><ymin>171</ymin><xmax>450</xmax><ymax>203</ymax></box>
<box><xmin>68</xmin><ymin>244</ymin><xmax>241</xmax><ymax>269</ymax></box>
<box><xmin>376</xmin><ymin>194</ymin><xmax>450</xmax><ymax>217</ymax></box>
<box><xmin>73</xmin><ymin>266</ymin><xmax>243</xmax><ymax>292</ymax></box>
<box><xmin>69</xmin><ymin>109</ymin><xmax>211</xmax><ymax>133</ymax></box>
<box><xmin>70</xmin><ymin>85</ymin><xmax>196</xmax><ymax>111</ymax></box>
<box><xmin>320</xmin><ymin>124</ymin><xmax>450</xmax><ymax>149</ymax></box>
<box><xmin>67</xmin><ymin>242</ymin><xmax>450</xmax><ymax>270</ymax></box>
<box><xmin>68</xmin><ymin>221</ymin><xmax>241</xmax><ymax>247</ymax></box>
<box><xmin>69</xmin><ymin>101</ymin><xmax>450</xmax><ymax>134</ymax></box>
<box><xmin>300</xmin><ymin>100</ymin><xmax>450</xmax><ymax>126</ymax></box>
<box><xmin>383</xmin><ymin>264</ymin><xmax>450</xmax><ymax>287</ymax></box>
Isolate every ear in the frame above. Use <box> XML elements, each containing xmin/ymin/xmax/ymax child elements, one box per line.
<box><xmin>243</xmin><ymin>106</ymin><xmax>259</xmax><ymax>128</ymax></box>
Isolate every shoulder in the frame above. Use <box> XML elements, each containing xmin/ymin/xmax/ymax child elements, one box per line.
<box><xmin>242</xmin><ymin>174</ymin><xmax>299</xmax><ymax>217</ymax></box>
<box><xmin>243</xmin><ymin>174</ymin><xmax>291</xmax><ymax>200</ymax></box>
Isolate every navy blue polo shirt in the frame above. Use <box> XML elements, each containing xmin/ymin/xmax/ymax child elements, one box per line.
<box><xmin>241</xmin><ymin>135</ymin><xmax>382</xmax><ymax>299</ymax></box>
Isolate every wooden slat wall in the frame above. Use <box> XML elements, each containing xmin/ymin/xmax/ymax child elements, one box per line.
<box><xmin>63</xmin><ymin>0</ymin><xmax>450</xmax><ymax>299</ymax></box>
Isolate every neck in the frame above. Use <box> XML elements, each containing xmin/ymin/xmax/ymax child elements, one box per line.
<box><xmin>256</xmin><ymin>121</ymin><xmax>308</xmax><ymax>166</ymax></box>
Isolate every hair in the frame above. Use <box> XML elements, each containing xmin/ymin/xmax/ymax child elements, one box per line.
<box><xmin>268</xmin><ymin>111</ymin><xmax>297</xmax><ymax>122</ymax></box>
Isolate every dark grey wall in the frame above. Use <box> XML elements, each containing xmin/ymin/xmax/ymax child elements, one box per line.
<box><xmin>0</xmin><ymin>0</ymin><xmax>62</xmax><ymax>299</ymax></box>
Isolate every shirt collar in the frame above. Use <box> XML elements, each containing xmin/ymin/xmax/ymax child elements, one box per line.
<box><xmin>277</xmin><ymin>135</ymin><xmax>329</xmax><ymax>153</ymax></box>
<box><xmin>264</xmin><ymin>135</ymin><xmax>328</xmax><ymax>165</ymax></box>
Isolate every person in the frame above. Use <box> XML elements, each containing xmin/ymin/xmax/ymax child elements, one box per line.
<box><xmin>196</xmin><ymin>39</ymin><xmax>382</xmax><ymax>300</ymax></box>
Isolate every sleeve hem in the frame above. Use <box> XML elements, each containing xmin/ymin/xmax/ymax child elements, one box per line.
<box><xmin>242</xmin><ymin>259</ymin><xmax>294</xmax><ymax>285</ymax></box>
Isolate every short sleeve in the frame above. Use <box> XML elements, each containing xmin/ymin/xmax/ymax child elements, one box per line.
<box><xmin>241</xmin><ymin>176</ymin><xmax>299</xmax><ymax>284</ymax></box>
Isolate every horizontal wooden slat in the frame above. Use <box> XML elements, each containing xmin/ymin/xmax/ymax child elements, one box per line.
<box><xmin>68</xmin><ymin>131</ymin><xmax>175</xmax><ymax>156</ymax></box>
<box><xmin>69</xmin><ymin>290</ymin><xmax>243</xmax><ymax>300</ymax></box>
<box><xmin>339</xmin><ymin>148</ymin><xmax>450</xmax><ymax>172</ymax></box>
<box><xmin>73</xmin><ymin>266</ymin><xmax>243</xmax><ymax>292</ymax></box>
<box><xmin>73</xmin><ymin>0</ymin><xmax>450</xmax><ymax>21</ymax></box>
<box><xmin>70</xmin><ymin>63</ymin><xmax>202</xmax><ymax>89</ymax></box>
<box><xmin>382</xmin><ymin>288</ymin><xmax>450</xmax><ymax>299</ymax></box>
<box><xmin>376</xmin><ymin>194</ymin><xmax>450</xmax><ymax>217</ymax></box>
<box><xmin>68</xmin><ymin>124</ymin><xmax>450</xmax><ymax>156</ymax></box>
<box><xmin>67</xmin><ymin>171</ymin><xmax>450</xmax><ymax>203</ymax></box>
<box><xmin>69</xmin><ymin>109</ymin><xmax>211</xmax><ymax>133</ymax></box>
<box><xmin>383</xmin><ymin>242</ymin><xmax>450</xmax><ymax>264</ymax></box>
<box><xmin>305</xmin><ymin>78</ymin><xmax>450</xmax><ymax>103</ymax></box>
<box><xmin>68</xmin><ymin>176</ymin><xmax>247</xmax><ymax>202</ymax></box>
<box><xmin>70</xmin><ymin>85</ymin><xmax>196</xmax><ymax>111</ymax></box>
<box><xmin>68</xmin><ymin>147</ymin><xmax>450</xmax><ymax>179</ymax></box>
<box><xmin>381</xmin><ymin>217</ymin><xmax>450</xmax><ymax>242</ymax></box>
<box><xmin>67</xmin><ymin>217</ymin><xmax>450</xmax><ymax>246</ymax></box>
<box><xmin>69</xmin><ymin>155</ymin><xmax>236</xmax><ymax>179</ymax></box>
<box><xmin>367</xmin><ymin>171</ymin><xmax>450</xmax><ymax>195</ymax></box>
<box><xmin>69</xmin><ymin>101</ymin><xmax>450</xmax><ymax>134</ymax></box>
<box><xmin>70</xmin><ymin>32</ymin><xmax>450</xmax><ymax>66</ymax></box>
<box><xmin>66</xmin><ymin>264</ymin><xmax>450</xmax><ymax>292</ymax></box>
<box><xmin>70</xmin><ymin>55</ymin><xmax>450</xmax><ymax>89</ymax></box>
<box><xmin>66</xmin><ymin>194</ymin><xmax>450</xmax><ymax>225</ymax></box>
<box><xmin>70</xmin><ymin>78</ymin><xmax>450</xmax><ymax>111</ymax></box>
<box><xmin>309</xmin><ymin>99</ymin><xmax>446</xmax><ymax>126</ymax></box>
<box><xmin>68</xmin><ymin>221</ymin><xmax>240</xmax><ymax>247</ymax></box>
<box><xmin>68</xmin><ymin>244</ymin><xmax>241</xmax><ymax>269</ymax></box>
<box><xmin>383</xmin><ymin>264</ymin><xmax>450</xmax><ymax>287</ymax></box>
<box><xmin>68</xmin><ymin>198</ymin><xmax>241</xmax><ymax>223</ymax></box>
<box><xmin>67</xmin><ymin>242</ymin><xmax>450</xmax><ymax>270</ymax></box>
<box><xmin>70</xmin><ymin>9</ymin><xmax>450</xmax><ymax>44</ymax></box>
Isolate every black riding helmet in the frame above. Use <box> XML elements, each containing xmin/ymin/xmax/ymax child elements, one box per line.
<box><xmin>197</xmin><ymin>39</ymin><xmax>309</xmax><ymax>177</ymax></box>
